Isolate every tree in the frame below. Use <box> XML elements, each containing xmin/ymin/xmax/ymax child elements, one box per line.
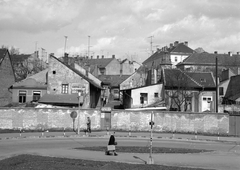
<box><xmin>164</xmin><ymin>69</ymin><xmax>193</xmax><ymax>111</ymax></box>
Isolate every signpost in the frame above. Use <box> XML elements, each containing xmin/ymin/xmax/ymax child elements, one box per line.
<box><xmin>148</xmin><ymin>111</ymin><xmax>154</xmax><ymax>164</ymax></box>
<box><xmin>77</xmin><ymin>90</ymin><xmax>84</xmax><ymax>135</ymax></box>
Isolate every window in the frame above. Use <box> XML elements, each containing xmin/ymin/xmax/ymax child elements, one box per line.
<box><xmin>62</xmin><ymin>84</ymin><xmax>69</xmax><ymax>94</ymax></box>
<box><xmin>175</xmin><ymin>57</ymin><xmax>178</xmax><ymax>62</ymax></box>
<box><xmin>200</xmin><ymin>78</ymin><xmax>206</xmax><ymax>82</ymax></box>
<box><xmin>19</xmin><ymin>90</ymin><xmax>26</xmax><ymax>103</ymax></box>
<box><xmin>33</xmin><ymin>91</ymin><xmax>41</xmax><ymax>102</ymax></box>
<box><xmin>140</xmin><ymin>93</ymin><xmax>148</xmax><ymax>104</ymax></box>
<box><xmin>219</xmin><ymin>87</ymin><xmax>224</xmax><ymax>96</ymax></box>
<box><xmin>113</xmin><ymin>89</ymin><xmax>119</xmax><ymax>94</ymax></box>
<box><xmin>154</xmin><ymin>93</ymin><xmax>159</xmax><ymax>98</ymax></box>
<box><xmin>99</xmin><ymin>68</ymin><xmax>106</xmax><ymax>75</ymax></box>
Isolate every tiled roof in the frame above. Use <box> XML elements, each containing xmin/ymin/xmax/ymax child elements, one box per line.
<box><xmin>163</xmin><ymin>69</ymin><xmax>202</xmax><ymax>89</ymax></box>
<box><xmin>12</xmin><ymin>69</ymin><xmax>48</xmax><ymax>89</ymax></box>
<box><xmin>52</xmin><ymin>56</ymin><xmax>102</xmax><ymax>89</ymax></box>
<box><xmin>180</xmin><ymin>52</ymin><xmax>240</xmax><ymax>66</ymax></box>
<box><xmin>98</xmin><ymin>75</ymin><xmax>130</xmax><ymax>87</ymax></box>
<box><xmin>142</xmin><ymin>50</ymin><xmax>171</xmax><ymax>65</ymax></box>
<box><xmin>80</xmin><ymin>58</ymin><xmax>114</xmax><ymax>68</ymax></box>
<box><xmin>0</xmin><ymin>49</ymin><xmax>7</xmax><ymax>61</ymax></box>
<box><xmin>11</xmin><ymin>54</ymin><xmax>31</xmax><ymax>64</ymax></box>
<box><xmin>38</xmin><ymin>94</ymin><xmax>79</xmax><ymax>105</ymax></box>
<box><xmin>224</xmin><ymin>75</ymin><xmax>240</xmax><ymax>101</ymax></box>
<box><xmin>185</xmin><ymin>72</ymin><xmax>215</xmax><ymax>88</ymax></box>
<box><xmin>169</xmin><ymin>43</ymin><xmax>194</xmax><ymax>53</ymax></box>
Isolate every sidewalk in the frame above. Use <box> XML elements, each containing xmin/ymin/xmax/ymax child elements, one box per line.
<box><xmin>1</xmin><ymin>131</ymin><xmax>240</xmax><ymax>143</ymax></box>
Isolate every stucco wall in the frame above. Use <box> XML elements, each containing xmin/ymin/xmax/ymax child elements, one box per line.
<box><xmin>0</xmin><ymin>108</ymin><xmax>229</xmax><ymax>135</ymax></box>
<box><xmin>0</xmin><ymin>108</ymin><xmax>101</xmax><ymax>130</ymax></box>
<box><xmin>12</xmin><ymin>89</ymin><xmax>47</xmax><ymax>103</ymax></box>
<box><xmin>111</xmin><ymin>110</ymin><xmax>229</xmax><ymax>134</ymax></box>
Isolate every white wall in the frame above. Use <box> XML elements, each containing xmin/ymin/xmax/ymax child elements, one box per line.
<box><xmin>131</xmin><ymin>84</ymin><xmax>163</xmax><ymax>108</ymax></box>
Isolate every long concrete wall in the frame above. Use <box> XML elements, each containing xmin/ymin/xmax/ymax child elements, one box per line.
<box><xmin>0</xmin><ymin>108</ymin><xmax>229</xmax><ymax>135</ymax></box>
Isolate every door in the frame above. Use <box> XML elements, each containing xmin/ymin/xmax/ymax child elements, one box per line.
<box><xmin>202</xmin><ymin>96</ymin><xmax>212</xmax><ymax>112</ymax></box>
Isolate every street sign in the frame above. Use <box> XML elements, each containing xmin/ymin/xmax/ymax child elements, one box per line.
<box><xmin>70</xmin><ymin>111</ymin><xmax>77</xmax><ymax>119</ymax></box>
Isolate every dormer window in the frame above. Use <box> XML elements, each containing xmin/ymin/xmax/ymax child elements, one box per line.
<box><xmin>200</xmin><ymin>78</ymin><xmax>206</xmax><ymax>82</ymax></box>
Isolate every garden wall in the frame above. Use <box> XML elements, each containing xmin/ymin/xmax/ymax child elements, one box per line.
<box><xmin>0</xmin><ymin>108</ymin><xmax>229</xmax><ymax>135</ymax></box>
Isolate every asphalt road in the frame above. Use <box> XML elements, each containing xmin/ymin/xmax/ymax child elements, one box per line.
<box><xmin>0</xmin><ymin>136</ymin><xmax>240</xmax><ymax>170</ymax></box>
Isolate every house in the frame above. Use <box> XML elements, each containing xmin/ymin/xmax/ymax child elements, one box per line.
<box><xmin>177</xmin><ymin>51</ymin><xmax>240</xmax><ymax>77</ymax></box>
<box><xmin>222</xmin><ymin>75</ymin><xmax>240</xmax><ymax>105</ymax></box>
<box><xmin>38</xmin><ymin>54</ymin><xmax>102</xmax><ymax>108</ymax></box>
<box><xmin>142</xmin><ymin>41</ymin><xmax>194</xmax><ymax>69</ymax></box>
<box><xmin>9</xmin><ymin>69</ymin><xmax>48</xmax><ymax>104</ymax></box>
<box><xmin>120</xmin><ymin>68</ymin><xmax>216</xmax><ymax>112</ymax></box>
<box><xmin>161</xmin><ymin>69</ymin><xmax>216</xmax><ymax>112</ymax></box>
<box><xmin>0</xmin><ymin>48</ymin><xmax>16</xmax><ymax>106</ymax></box>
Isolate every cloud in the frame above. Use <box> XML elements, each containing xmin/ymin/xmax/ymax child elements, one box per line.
<box><xmin>0</xmin><ymin>0</ymin><xmax>81</xmax><ymax>32</ymax></box>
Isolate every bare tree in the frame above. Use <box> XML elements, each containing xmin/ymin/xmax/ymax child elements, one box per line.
<box><xmin>164</xmin><ymin>70</ymin><xmax>193</xmax><ymax>111</ymax></box>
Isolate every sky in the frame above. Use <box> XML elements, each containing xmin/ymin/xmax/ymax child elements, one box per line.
<box><xmin>0</xmin><ymin>0</ymin><xmax>240</xmax><ymax>63</ymax></box>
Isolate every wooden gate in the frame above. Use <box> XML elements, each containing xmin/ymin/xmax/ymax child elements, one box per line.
<box><xmin>100</xmin><ymin>107</ymin><xmax>111</xmax><ymax>130</ymax></box>
<box><xmin>229</xmin><ymin>113</ymin><xmax>240</xmax><ymax>137</ymax></box>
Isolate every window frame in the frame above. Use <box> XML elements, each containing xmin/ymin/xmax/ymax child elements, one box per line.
<box><xmin>61</xmin><ymin>84</ymin><xmax>69</xmax><ymax>94</ymax></box>
<box><xmin>32</xmin><ymin>91</ymin><xmax>41</xmax><ymax>102</ymax></box>
<box><xmin>19</xmin><ymin>90</ymin><xmax>27</xmax><ymax>103</ymax></box>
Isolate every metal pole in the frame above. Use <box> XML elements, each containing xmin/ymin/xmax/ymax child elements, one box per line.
<box><xmin>148</xmin><ymin>111</ymin><xmax>154</xmax><ymax>164</ymax></box>
<box><xmin>88</xmin><ymin>35</ymin><xmax>90</xmax><ymax>58</ymax></box>
<box><xmin>216</xmin><ymin>56</ymin><xmax>218</xmax><ymax>113</ymax></box>
<box><xmin>77</xmin><ymin>100</ymin><xmax>80</xmax><ymax>135</ymax></box>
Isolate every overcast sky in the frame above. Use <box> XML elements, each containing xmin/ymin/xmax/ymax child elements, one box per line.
<box><xmin>0</xmin><ymin>0</ymin><xmax>239</xmax><ymax>62</ymax></box>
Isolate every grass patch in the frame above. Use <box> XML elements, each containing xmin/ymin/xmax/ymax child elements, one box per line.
<box><xmin>0</xmin><ymin>154</ymin><xmax>212</xmax><ymax>170</ymax></box>
<box><xmin>75</xmin><ymin>146</ymin><xmax>212</xmax><ymax>154</ymax></box>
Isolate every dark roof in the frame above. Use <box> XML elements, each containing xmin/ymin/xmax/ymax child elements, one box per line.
<box><xmin>11</xmin><ymin>54</ymin><xmax>31</xmax><ymax>64</ymax></box>
<box><xmin>169</xmin><ymin>43</ymin><xmax>194</xmax><ymax>54</ymax></box>
<box><xmin>224</xmin><ymin>75</ymin><xmax>240</xmax><ymax>101</ymax></box>
<box><xmin>98</xmin><ymin>75</ymin><xmax>130</xmax><ymax>87</ymax></box>
<box><xmin>142</xmin><ymin>50</ymin><xmax>171</xmax><ymax>66</ymax></box>
<box><xmin>163</xmin><ymin>69</ymin><xmax>202</xmax><ymax>89</ymax></box>
<box><xmin>80</xmin><ymin>58</ymin><xmax>114</xmax><ymax>68</ymax></box>
<box><xmin>38</xmin><ymin>94</ymin><xmax>79</xmax><ymax>105</ymax></box>
<box><xmin>180</xmin><ymin>52</ymin><xmax>240</xmax><ymax>66</ymax></box>
<box><xmin>0</xmin><ymin>49</ymin><xmax>7</xmax><ymax>61</ymax></box>
<box><xmin>185</xmin><ymin>72</ymin><xmax>215</xmax><ymax>88</ymax></box>
<box><xmin>52</xmin><ymin>56</ymin><xmax>102</xmax><ymax>89</ymax></box>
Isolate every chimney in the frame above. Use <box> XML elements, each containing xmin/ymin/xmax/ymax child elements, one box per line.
<box><xmin>91</xmin><ymin>56</ymin><xmax>93</xmax><ymax>59</ymax></box>
<box><xmin>86</xmin><ymin>56</ymin><xmax>89</xmax><ymax>59</ymax></box>
<box><xmin>170</xmin><ymin>43</ymin><xmax>173</xmax><ymax>48</ymax></box>
<box><xmin>97</xmin><ymin>55</ymin><xmax>99</xmax><ymax>59</ymax></box>
<box><xmin>214</xmin><ymin>51</ymin><xmax>218</xmax><ymax>54</ymax></box>
<box><xmin>64</xmin><ymin>53</ymin><xmax>69</xmax><ymax>65</ymax></box>
<box><xmin>112</xmin><ymin>55</ymin><xmax>115</xmax><ymax>58</ymax></box>
<box><xmin>184</xmin><ymin>41</ymin><xmax>188</xmax><ymax>46</ymax></box>
<box><xmin>237</xmin><ymin>52</ymin><xmax>239</xmax><ymax>55</ymax></box>
<box><xmin>174</xmin><ymin>41</ymin><xmax>179</xmax><ymax>47</ymax></box>
<box><xmin>228</xmin><ymin>51</ymin><xmax>232</xmax><ymax>56</ymax></box>
<box><xmin>102</xmin><ymin>55</ymin><xmax>104</xmax><ymax>59</ymax></box>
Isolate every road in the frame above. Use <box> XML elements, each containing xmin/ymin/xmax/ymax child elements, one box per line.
<box><xmin>0</xmin><ymin>136</ymin><xmax>240</xmax><ymax>170</ymax></box>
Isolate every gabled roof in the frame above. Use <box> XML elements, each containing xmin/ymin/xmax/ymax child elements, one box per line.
<box><xmin>185</xmin><ymin>72</ymin><xmax>216</xmax><ymax>88</ymax></box>
<box><xmin>162</xmin><ymin>69</ymin><xmax>202</xmax><ymax>89</ymax></box>
<box><xmin>11</xmin><ymin>69</ymin><xmax>48</xmax><ymax>89</ymax></box>
<box><xmin>224</xmin><ymin>75</ymin><xmax>240</xmax><ymax>101</ymax></box>
<box><xmin>142</xmin><ymin>50</ymin><xmax>171</xmax><ymax>66</ymax></box>
<box><xmin>169</xmin><ymin>43</ymin><xmax>194</xmax><ymax>54</ymax></box>
<box><xmin>98</xmin><ymin>75</ymin><xmax>130</xmax><ymax>87</ymax></box>
<box><xmin>179</xmin><ymin>52</ymin><xmax>240</xmax><ymax>66</ymax></box>
<box><xmin>52</xmin><ymin>56</ymin><xmax>102</xmax><ymax>89</ymax></box>
<box><xmin>162</xmin><ymin>69</ymin><xmax>215</xmax><ymax>90</ymax></box>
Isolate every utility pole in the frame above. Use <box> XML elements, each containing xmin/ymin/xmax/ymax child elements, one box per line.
<box><xmin>64</xmin><ymin>36</ymin><xmax>68</xmax><ymax>56</ymax></box>
<box><xmin>88</xmin><ymin>35</ymin><xmax>90</xmax><ymax>58</ymax></box>
<box><xmin>148</xmin><ymin>36</ymin><xmax>154</xmax><ymax>55</ymax></box>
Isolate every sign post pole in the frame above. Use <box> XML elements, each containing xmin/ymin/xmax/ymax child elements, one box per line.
<box><xmin>148</xmin><ymin>111</ymin><xmax>154</xmax><ymax>164</ymax></box>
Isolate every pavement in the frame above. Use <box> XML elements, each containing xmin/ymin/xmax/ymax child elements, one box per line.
<box><xmin>1</xmin><ymin>131</ymin><xmax>240</xmax><ymax>170</ymax></box>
